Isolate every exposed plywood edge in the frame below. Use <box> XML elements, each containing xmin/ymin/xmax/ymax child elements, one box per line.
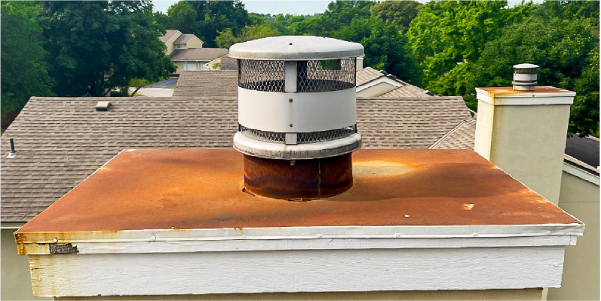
<box><xmin>29</xmin><ymin>246</ymin><xmax>566</xmax><ymax>297</ymax></box>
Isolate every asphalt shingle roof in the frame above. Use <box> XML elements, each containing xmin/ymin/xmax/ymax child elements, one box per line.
<box><xmin>430</xmin><ymin>119</ymin><xmax>477</xmax><ymax>149</ymax></box>
<box><xmin>1</xmin><ymin>95</ymin><xmax>471</xmax><ymax>223</ymax></box>
<box><xmin>356</xmin><ymin>67</ymin><xmax>384</xmax><ymax>86</ymax></box>
<box><xmin>173</xmin><ymin>34</ymin><xmax>199</xmax><ymax>45</ymax></box>
<box><xmin>160</xmin><ymin>30</ymin><xmax>180</xmax><ymax>43</ymax></box>
<box><xmin>219</xmin><ymin>55</ymin><xmax>238</xmax><ymax>70</ymax></box>
<box><xmin>170</xmin><ymin>48</ymin><xmax>228</xmax><ymax>62</ymax></box>
<box><xmin>356</xmin><ymin>67</ymin><xmax>431</xmax><ymax>98</ymax></box>
<box><xmin>173</xmin><ymin>71</ymin><xmax>238</xmax><ymax>98</ymax></box>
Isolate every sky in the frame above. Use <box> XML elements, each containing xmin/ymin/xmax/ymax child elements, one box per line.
<box><xmin>153</xmin><ymin>0</ymin><xmax>542</xmax><ymax>15</ymax></box>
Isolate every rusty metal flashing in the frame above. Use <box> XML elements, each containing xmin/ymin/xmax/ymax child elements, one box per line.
<box><xmin>15</xmin><ymin>149</ymin><xmax>582</xmax><ymax>251</ymax></box>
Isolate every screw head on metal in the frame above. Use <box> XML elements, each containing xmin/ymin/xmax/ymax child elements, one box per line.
<box><xmin>289</xmin><ymin>124</ymin><xmax>293</xmax><ymax>127</ymax></box>
<box><xmin>289</xmin><ymin>98</ymin><xmax>293</xmax><ymax>103</ymax></box>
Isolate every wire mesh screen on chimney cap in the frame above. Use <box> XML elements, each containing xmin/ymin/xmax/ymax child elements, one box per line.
<box><xmin>239</xmin><ymin>124</ymin><xmax>356</xmax><ymax>145</ymax></box>
<box><xmin>238</xmin><ymin>58</ymin><xmax>356</xmax><ymax>93</ymax></box>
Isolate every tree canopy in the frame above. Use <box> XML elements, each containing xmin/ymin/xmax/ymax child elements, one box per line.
<box><xmin>420</xmin><ymin>0</ymin><xmax>599</xmax><ymax>136</ymax></box>
<box><xmin>369</xmin><ymin>0</ymin><xmax>422</xmax><ymax>33</ymax></box>
<box><xmin>39</xmin><ymin>1</ymin><xmax>175</xmax><ymax>97</ymax></box>
<box><xmin>407</xmin><ymin>1</ymin><xmax>534</xmax><ymax>86</ymax></box>
<box><xmin>165</xmin><ymin>1</ymin><xmax>197</xmax><ymax>34</ymax></box>
<box><xmin>184</xmin><ymin>0</ymin><xmax>249</xmax><ymax>47</ymax></box>
<box><xmin>216</xmin><ymin>23</ymin><xmax>280</xmax><ymax>48</ymax></box>
<box><xmin>333</xmin><ymin>16</ymin><xmax>417</xmax><ymax>82</ymax></box>
<box><xmin>1</xmin><ymin>1</ymin><xmax>53</xmax><ymax>118</ymax></box>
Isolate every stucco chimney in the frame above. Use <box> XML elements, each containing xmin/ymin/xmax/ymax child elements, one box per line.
<box><xmin>356</xmin><ymin>56</ymin><xmax>364</xmax><ymax>70</ymax></box>
<box><xmin>474</xmin><ymin>63</ymin><xmax>576</xmax><ymax>204</ymax></box>
<box><xmin>229</xmin><ymin>36</ymin><xmax>364</xmax><ymax>199</ymax></box>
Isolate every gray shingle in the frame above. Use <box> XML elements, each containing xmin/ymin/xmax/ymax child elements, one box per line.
<box><xmin>170</xmin><ymin>48</ymin><xmax>228</xmax><ymax>62</ymax></box>
<box><xmin>173</xmin><ymin>71</ymin><xmax>238</xmax><ymax>98</ymax></box>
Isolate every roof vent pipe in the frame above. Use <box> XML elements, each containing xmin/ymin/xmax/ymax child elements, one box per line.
<box><xmin>512</xmin><ymin>63</ymin><xmax>539</xmax><ymax>91</ymax></box>
<box><xmin>229</xmin><ymin>36</ymin><xmax>364</xmax><ymax>199</ymax></box>
<box><xmin>7</xmin><ymin>138</ymin><xmax>17</xmax><ymax>158</ymax></box>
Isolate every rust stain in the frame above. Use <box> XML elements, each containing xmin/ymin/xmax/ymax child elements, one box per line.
<box><xmin>243</xmin><ymin>154</ymin><xmax>353</xmax><ymax>199</ymax></box>
<box><xmin>16</xmin><ymin>149</ymin><xmax>581</xmax><ymax>238</ymax></box>
<box><xmin>353</xmin><ymin>160</ymin><xmax>416</xmax><ymax>180</ymax></box>
<box><xmin>479</xmin><ymin>86</ymin><xmax>574</xmax><ymax>96</ymax></box>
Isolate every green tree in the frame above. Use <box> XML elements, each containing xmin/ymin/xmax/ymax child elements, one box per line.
<box><xmin>166</xmin><ymin>1</ymin><xmax>197</xmax><ymax>34</ymax></box>
<box><xmin>238</xmin><ymin>23</ymin><xmax>280</xmax><ymax>42</ymax></box>
<box><xmin>407</xmin><ymin>1</ymin><xmax>534</xmax><ymax>85</ymax></box>
<box><xmin>1</xmin><ymin>1</ymin><xmax>53</xmax><ymax>119</ymax></box>
<box><xmin>153</xmin><ymin>11</ymin><xmax>169</xmax><ymax>29</ymax></box>
<box><xmin>294</xmin><ymin>1</ymin><xmax>375</xmax><ymax>36</ymax></box>
<box><xmin>535</xmin><ymin>0</ymin><xmax>599</xmax><ymax>20</ymax></box>
<box><xmin>39</xmin><ymin>1</ymin><xmax>175</xmax><ymax>97</ymax></box>
<box><xmin>215</xmin><ymin>28</ymin><xmax>237</xmax><ymax>48</ymax></box>
<box><xmin>215</xmin><ymin>23</ymin><xmax>280</xmax><ymax>48</ymax></box>
<box><xmin>334</xmin><ymin>17</ymin><xmax>418</xmax><ymax>82</ymax></box>
<box><xmin>186</xmin><ymin>1</ymin><xmax>249</xmax><ymax>47</ymax></box>
<box><xmin>369</xmin><ymin>0</ymin><xmax>422</xmax><ymax>33</ymax></box>
<box><xmin>428</xmin><ymin>5</ymin><xmax>599</xmax><ymax>137</ymax></box>
<box><xmin>571</xmin><ymin>44</ymin><xmax>599</xmax><ymax>137</ymax></box>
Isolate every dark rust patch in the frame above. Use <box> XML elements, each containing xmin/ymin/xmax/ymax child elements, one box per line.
<box><xmin>243</xmin><ymin>154</ymin><xmax>352</xmax><ymax>199</ymax></box>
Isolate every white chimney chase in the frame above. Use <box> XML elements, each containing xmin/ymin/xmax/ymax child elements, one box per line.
<box><xmin>474</xmin><ymin>64</ymin><xmax>576</xmax><ymax>204</ymax></box>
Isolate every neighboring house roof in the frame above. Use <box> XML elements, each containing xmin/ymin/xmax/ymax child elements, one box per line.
<box><xmin>356</xmin><ymin>67</ymin><xmax>384</xmax><ymax>86</ymax></box>
<box><xmin>219</xmin><ymin>55</ymin><xmax>238</xmax><ymax>70</ymax></box>
<box><xmin>173</xmin><ymin>71</ymin><xmax>238</xmax><ymax>98</ymax></box>
<box><xmin>429</xmin><ymin>119</ymin><xmax>477</xmax><ymax>150</ymax></box>
<box><xmin>174</xmin><ymin>34</ymin><xmax>200</xmax><ymax>45</ymax></box>
<box><xmin>565</xmin><ymin>136</ymin><xmax>599</xmax><ymax>168</ymax></box>
<box><xmin>378</xmin><ymin>83</ymin><xmax>435</xmax><ymax>98</ymax></box>
<box><xmin>564</xmin><ymin>154</ymin><xmax>600</xmax><ymax>176</ymax></box>
<box><xmin>160</xmin><ymin>30</ymin><xmax>180</xmax><ymax>43</ymax></box>
<box><xmin>356</xmin><ymin>66</ymin><xmax>433</xmax><ymax>98</ymax></box>
<box><xmin>1</xmin><ymin>95</ymin><xmax>471</xmax><ymax>223</ymax></box>
<box><xmin>170</xmin><ymin>48</ymin><xmax>228</xmax><ymax>62</ymax></box>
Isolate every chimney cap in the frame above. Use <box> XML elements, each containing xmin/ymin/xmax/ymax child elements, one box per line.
<box><xmin>229</xmin><ymin>36</ymin><xmax>364</xmax><ymax>61</ymax></box>
<box><xmin>513</xmin><ymin>63</ymin><xmax>539</xmax><ymax>73</ymax></box>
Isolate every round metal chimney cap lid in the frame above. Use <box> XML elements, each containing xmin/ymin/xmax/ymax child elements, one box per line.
<box><xmin>513</xmin><ymin>63</ymin><xmax>539</xmax><ymax>69</ymax></box>
<box><xmin>229</xmin><ymin>36</ymin><xmax>364</xmax><ymax>60</ymax></box>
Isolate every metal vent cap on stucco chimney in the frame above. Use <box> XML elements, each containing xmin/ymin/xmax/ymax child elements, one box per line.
<box><xmin>512</xmin><ymin>63</ymin><xmax>539</xmax><ymax>91</ymax></box>
<box><xmin>229</xmin><ymin>36</ymin><xmax>364</xmax><ymax>199</ymax></box>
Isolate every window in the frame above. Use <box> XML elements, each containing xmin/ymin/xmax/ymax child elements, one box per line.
<box><xmin>183</xmin><ymin>62</ymin><xmax>196</xmax><ymax>71</ymax></box>
<box><xmin>175</xmin><ymin>44</ymin><xmax>185</xmax><ymax>49</ymax></box>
